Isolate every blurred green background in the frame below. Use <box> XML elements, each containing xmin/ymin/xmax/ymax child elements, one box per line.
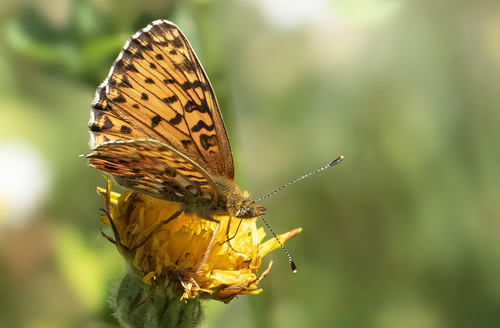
<box><xmin>1</xmin><ymin>0</ymin><xmax>500</xmax><ymax>327</ymax></box>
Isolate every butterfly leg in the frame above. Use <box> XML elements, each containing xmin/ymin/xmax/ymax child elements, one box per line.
<box><xmin>223</xmin><ymin>217</ymin><xmax>243</xmax><ymax>252</ymax></box>
<box><xmin>226</xmin><ymin>218</ymin><xmax>243</xmax><ymax>243</ymax></box>
<box><xmin>100</xmin><ymin>207</ymin><xmax>130</xmax><ymax>258</ymax></box>
<box><xmin>99</xmin><ymin>181</ymin><xmax>131</xmax><ymax>258</ymax></box>
<box><xmin>196</xmin><ymin>216</ymin><xmax>221</xmax><ymax>274</ymax></box>
<box><xmin>130</xmin><ymin>209</ymin><xmax>184</xmax><ymax>252</ymax></box>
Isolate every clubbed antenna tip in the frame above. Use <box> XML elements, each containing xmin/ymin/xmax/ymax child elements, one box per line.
<box><xmin>328</xmin><ymin>155</ymin><xmax>344</xmax><ymax>167</ymax></box>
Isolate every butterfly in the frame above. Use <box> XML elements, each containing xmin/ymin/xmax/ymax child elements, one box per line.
<box><xmin>87</xmin><ymin>20</ymin><xmax>265</xmax><ymax>222</ymax></box>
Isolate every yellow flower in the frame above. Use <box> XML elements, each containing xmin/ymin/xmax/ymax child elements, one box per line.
<box><xmin>97</xmin><ymin>179</ymin><xmax>301</xmax><ymax>304</ymax></box>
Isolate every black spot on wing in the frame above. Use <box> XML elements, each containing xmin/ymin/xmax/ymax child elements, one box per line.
<box><xmin>172</xmin><ymin>37</ymin><xmax>184</xmax><ymax>48</ymax></box>
<box><xmin>162</xmin><ymin>95</ymin><xmax>179</xmax><ymax>104</ymax></box>
<box><xmin>191</xmin><ymin>120</ymin><xmax>215</xmax><ymax>133</ymax></box>
<box><xmin>118</xmin><ymin>76</ymin><xmax>133</xmax><ymax>88</ymax></box>
<box><xmin>181</xmin><ymin>80</ymin><xmax>207</xmax><ymax>91</ymax></box>
<box><xmin>92</xmin><ymin>101</ymin><xmax>104</xmax><ymax>111</ymax></box>
<box><xmin>151</xmin><ymin>115</ymin><xmax>162</xmax><ymax>128</ymax></box>
<box><xmin>199</xmin><ymin>134</ymin><xmax>217</xmax><ymax>150</ymax></box>
<box><xmin>103</xmin><ymin>116</ymin><xmax>114</xmax><ymax>129</ymax></box>
<box><xmin>181</xmin><ymin>139</ymin><xmax>192</xmax><ymax>148</ymax></box>
<box><xmin>144</xmin><ymin>77</ymin><xmax>155</xmax><ymax>84</ymax></box>
<box><xmin>126</xmin><ymin>63</ymin><xmax>139</xmax><ymax>73</ymax></box>
<box><xmin>184</xmin><ymin>100</ymin><xmax>209</xmax><ymax>114</ymax></box>
<box><xmin>113</xmin><ymin>94</ymin><xmax>127</xmax><ymax>103</ymax></box>
<box><xmin>120</xmin><ymin>125</ymin><xmax>132</xmax><ymax>134</ymax></box>
<box><xmin>169</xmin><ymin>112</ymin><xmax>183</xmax><ymax>125</ymax></box>
<box><xmin>141</xmin><ymin>93</ymin><xmax>149</xmax><ymax>101</ymax></box>
<box><xmin>90</xmin><ymin>123</ymin><xmax>102</xmax><ymax>132</ymax></box>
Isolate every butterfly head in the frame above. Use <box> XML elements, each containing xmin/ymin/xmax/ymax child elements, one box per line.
<box><xmin>231</xmin><ymin>190</ymin><xmax>265</xmax><ymax>219</ymax></box>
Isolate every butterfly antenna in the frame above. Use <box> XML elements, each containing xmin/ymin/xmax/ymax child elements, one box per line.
<box><xmin>251</xmin><ymin>209</ymin><xmax>297</xmax><ymax>273</ymax></box>
<box><xmin>254</xmin><ymin>155</ymin><xmax>344</xmax><ymax>203</ymax></box>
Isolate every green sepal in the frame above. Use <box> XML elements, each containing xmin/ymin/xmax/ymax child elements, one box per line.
<box><xmin>110</xmin><ymin>269</ymin><xmax>203</xmax><ymax>328</ymax></box>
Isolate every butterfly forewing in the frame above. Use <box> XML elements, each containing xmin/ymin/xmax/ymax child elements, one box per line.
<box><xmin>89</xmin><ymin>20</ymin><xmax>235</xmax><ymax>182</ymax></box>
<box><xmin>90</xmin><ymin>87</ymin><xmax>145</xmax><ymax>144</ymax></box>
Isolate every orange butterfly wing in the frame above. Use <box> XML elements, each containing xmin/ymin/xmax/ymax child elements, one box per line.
<box><xmin>87</xmin><ymin>139</ymin><xmax>224</xmax><ymax>206</ymax></box>
<box><xmin>89</xmin><ymin>20</ymin><xmax>234</xmax><ymax>180</ymax></box>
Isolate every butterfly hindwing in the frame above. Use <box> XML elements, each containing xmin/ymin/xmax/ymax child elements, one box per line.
<box><xmin>89</xmin><ymin>19</ymin><xmax>235</xmax><ymax>182</ymax></box>
<box><xmin>87</xmin><ymin>139</ymin><xmax>225</xmax><ymax>205</ymax></box>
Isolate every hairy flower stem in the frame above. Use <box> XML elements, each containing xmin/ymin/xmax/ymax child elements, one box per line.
<box><xmin>111</xmin><ymin>269</ymin><xmax>203</xmax><ymax>328</ymax></box>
